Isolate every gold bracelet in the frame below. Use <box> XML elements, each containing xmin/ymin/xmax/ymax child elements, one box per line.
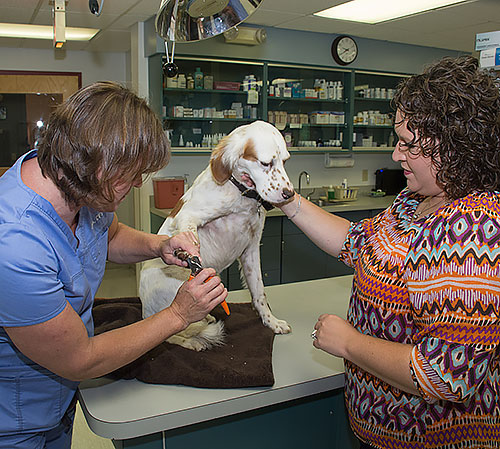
<box><xmin>287</xmin><ymin>194</ymin><xmax>301</xmax><ymax>220</ymax></box>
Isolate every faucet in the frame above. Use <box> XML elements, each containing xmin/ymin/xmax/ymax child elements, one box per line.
<box><xmin>298</xmin><ymin>171</ymin><xmax>310</xmax><ymax>196</ymax></box>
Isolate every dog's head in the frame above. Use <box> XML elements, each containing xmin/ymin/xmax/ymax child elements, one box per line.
<box><xmin>210</xmin><ymin>121</ymin><xmax>294</xmax><ymax>205</ymax></box>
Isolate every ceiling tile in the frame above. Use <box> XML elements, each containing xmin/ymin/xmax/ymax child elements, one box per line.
<box><xmin>245</xmin><ymin>8</ymin><xmax>303</xmax><ymax>27</ymax></box>
<box><xmin>0</xmin><ymin>7</ymin><xmax>35</xmax><ymax>23</ymax></box>
<box><xmin>274</xmin><ymin>15</ymin><xmax>357</xmax><ymax>35</ymax></box>
<box><xmin>0</xmin><ymin>0</ymin><xmax>499</xmax><ymax>53</ymax></box>
<box><xmin>84</xmin><ymin>29</ymin><xmax>131</xmax><ymax>52</ymax></box>
<box><xmin>258</xmin><ymin>0</ymin><xmax>346</xmax><ymax>16</ymax></box>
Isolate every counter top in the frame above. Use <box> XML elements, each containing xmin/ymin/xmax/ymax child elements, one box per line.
<box><xmin>150</xmin><ymin>194</ymin><xmax>396</xmax><ymax>219</ymax></box>
<box><xmin>78</xmin><ymin>275</ymin><xmax>354</xmax><ymax>440</ymax></box>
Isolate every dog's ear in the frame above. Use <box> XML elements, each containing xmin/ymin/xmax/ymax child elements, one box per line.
<box><xmin>210</xmin><ymin>136</ymin><xmax>232</xmax><ymax>185</ymax></box>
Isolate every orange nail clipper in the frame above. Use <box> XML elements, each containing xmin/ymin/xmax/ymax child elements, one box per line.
<box><xmin>174</xmin><ymin>250</ymin><xmax>230</xmax><ymax>315</ymax></box>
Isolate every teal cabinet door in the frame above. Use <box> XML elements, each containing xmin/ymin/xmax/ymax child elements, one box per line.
<box><xmin>282</xmin><ymin>210</ymin><xmax>375</xmax><ymax>284</ymax></box>
<box><xmin>115</xmin><ymin>389</ymin><xmax>359</xmax><ymax>449</ymax></box>
<box><xmin>225</xmin><ymin>216</ymin><xmax>282</xmax><ymax>291</ymax></box>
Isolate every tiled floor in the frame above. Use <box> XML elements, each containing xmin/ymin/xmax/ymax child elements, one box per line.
<box><xmin>72</xmin><ymin>263</ymin><xmax>138</xmax><ymax>449</ymax></box>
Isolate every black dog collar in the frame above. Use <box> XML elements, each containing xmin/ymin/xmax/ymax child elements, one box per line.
<box><xmin>229</xmin><ymin>176</ymin><xmax>274</xmax><ymax>211</ymax></box>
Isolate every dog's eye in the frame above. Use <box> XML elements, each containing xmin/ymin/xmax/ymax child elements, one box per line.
<box><xmin>260</xmin><ymin>161</ymin><xmax>272</xmax><ymax>167</ymax></box>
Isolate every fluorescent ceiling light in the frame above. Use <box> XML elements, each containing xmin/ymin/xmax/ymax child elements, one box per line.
<box><xmin>314</xmin><ymin>0</ymin><xmax>470</xmax><ymax>24</ymax></box>
<box><xmin>0</xmin><ymin>23</ymin><xmax>99</xmax><ymax>41</ymax></box>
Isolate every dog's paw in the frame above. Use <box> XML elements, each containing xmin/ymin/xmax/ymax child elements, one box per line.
<box><xmin>265</xmin><ymin>316</ymin><xmax>291</xmax><ymax>334</ymax></box>
<box><xmin>166</xmin><ymin>335</ymin><xmax>208</xmax><ymax>351</ymax></box>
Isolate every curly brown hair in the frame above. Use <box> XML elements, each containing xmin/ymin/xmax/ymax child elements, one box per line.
<box><xmin>37</xmin><ymin>81</ymin><xmax>170</xmax><ymax>208</ymax></box>
<box><xmin>392</xmin><ymin>55</ymin><xmax>500</xmax><ymax>200</ymax></box>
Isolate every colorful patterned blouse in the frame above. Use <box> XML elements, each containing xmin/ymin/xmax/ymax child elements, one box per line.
<box><xmin>339</xmin><ymin>188</ymin><xmax>500</xmax><ymax>449</ymax></box>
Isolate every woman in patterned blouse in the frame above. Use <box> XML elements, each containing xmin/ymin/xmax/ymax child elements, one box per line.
<box><xmin>280</xmin><ymin>55</ymin><xmax>500</xmax><ymax>449</ymax></box>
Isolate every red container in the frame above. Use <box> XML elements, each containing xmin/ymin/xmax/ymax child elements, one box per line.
<box><xmin>153</xmin><ymin>177</ymin><xmax>184</xmax><ymax>209</ymax></box>
<box><xmin>214</xmin><ymin>81</ymin><xmax>241</xmax><ymax>91</ymax></box>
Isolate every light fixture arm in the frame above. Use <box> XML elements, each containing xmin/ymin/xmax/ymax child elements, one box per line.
<box><xmin>163</xmin><ymin>39</ymin><xmax>178</xmax><ymax>78</ymax></box>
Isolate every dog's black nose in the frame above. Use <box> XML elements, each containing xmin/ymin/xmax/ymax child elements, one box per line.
<box><xmin>282</xmin><ymin>189</ymin><xmax>294</xmax><ymax>200</ymax></box>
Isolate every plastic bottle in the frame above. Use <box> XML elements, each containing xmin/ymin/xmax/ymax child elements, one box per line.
<box><xmin>187</xmin><ymin>74</ymin><xmax>194</xmax><ymax>90</ymax></box>
<box><xmin>388</xmin><ymin>131</ymin><xmax>395</xmax><ymax>147</ymax></box>
<box><xmin>194</xmin><ymin>67</ymin><xmax>204</xmax><ymax>90</ymax></box>
<box><xmin>177</xmin><ymin>73</ymin><xmax>186</xmax><ymax>89</ymax></box>
<box><xmin>328</xmin><ymin>81</ymin><xmax>335</xmax><ymax>99</ymax></box>
<box><xmin>337</xmin><ymin>82</ymin><xmax>343</xmax><ymax>100</ymax></box>
<box><xmin>319</xmin><ymin>79</ymin><xmax>327</xmax><ymax>99</ymax></box>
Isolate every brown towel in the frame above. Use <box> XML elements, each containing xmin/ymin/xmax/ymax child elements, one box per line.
<box><xmin>92</xmin><ymin>298</ymin><xmax>276</xmax><ymax>388</ymax></box>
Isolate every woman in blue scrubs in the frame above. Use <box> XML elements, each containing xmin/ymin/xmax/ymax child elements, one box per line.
<box><xmin>0</xmin><ymin>81</ymin><xmax>228</xmax><ymax>448</ymax></box>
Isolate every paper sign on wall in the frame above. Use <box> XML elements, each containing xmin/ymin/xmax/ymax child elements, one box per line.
<box><xmin>476</xmin><ymin>31</ymin><xmax>500</xmax><ymax>51</ymax></box>
<box><xmin>479</xmin><ymin>47</ymin><xmax>500</xmax><ymax>68</ymax></box>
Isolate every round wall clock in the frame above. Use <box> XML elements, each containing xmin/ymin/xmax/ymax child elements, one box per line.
<box><xmin>331</xmin><ymin>35</ymin><xmax>358</xmax><ymax>66</ymax></box>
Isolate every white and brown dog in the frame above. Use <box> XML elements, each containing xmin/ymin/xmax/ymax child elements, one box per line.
<box><xmin>139</xmin><ymin>120</ymin><xmax>294</xmax><ymax>351</ymax></box>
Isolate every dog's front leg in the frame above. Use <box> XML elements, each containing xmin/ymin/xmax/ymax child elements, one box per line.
<box><xmin>239</xmin><ymin>245</ymin><xmax>291</xmax><ymax>334</ymax></box>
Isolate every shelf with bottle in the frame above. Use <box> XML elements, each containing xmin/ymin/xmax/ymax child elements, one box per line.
<box><xmin>162</xmin><ymin>57</ymin><xmax>264</xmax><ymax>125</ymax></box>
<box><xmin>352</xmin><ymin>146</ymin><xmax>394</xmax><ymax>153</ymax></box>
<box><xmin>168</xmin><ymin>146</ymin><xmax>352</xmax><ymax>155</ymax></box>
<box><xmin>353</xmin><ymin>70</ymin><xmax>408</xmax><ymax>100</ymax></box>
<box><xmin>266</xmin><ymin>64</ymin><xmax>350</xmax><ymax>151</ymax></box>
<box><xmin>155</xmin><ymin>57</ymin><xmax>411</xmax><ymax>155</ymax></box>
<box><xmin>353</xmin><ymin>124</ymin><xmax>393</xmax><ymax>128</ymax></box>
<box><xmin>350</xmin><ymin>71</ymin><xmax>405</xmax><ymax>154</ymax></box>
<box><xmin>165</xmin><ymin>117</ymin><xmax>255</xmax><ymax>122</ymax></box>
<box><xmin>267</xmin><ymin>96</ymin><xmax>345</xmax><ymax>104</ymax></box>
<box><xmin>164</xmin><ymin>87</ymin><xmax>249</xmax><ymax>95</ymax></box>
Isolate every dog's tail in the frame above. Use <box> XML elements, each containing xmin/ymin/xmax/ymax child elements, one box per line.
<box><xmin>168</xmin><ymin>319</ymin><xmax>226</xmax><ymax>351</ymax></box>
<box><xmin>196</xmin><ymin>320</ymin><xmax>226</xmax><ymax>350</ymax></box>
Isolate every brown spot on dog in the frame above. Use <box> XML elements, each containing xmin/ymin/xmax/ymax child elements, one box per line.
<box><xmin>242</xmin><ymin>139</ymin><xmax>258</xmax><ymax>162</ymax></box>
<box><xmin>168</xmin><ymin>198</ymin><xmax>184</xmax><ymax>218</ymax></box>
<box><xmin>210</xmin><ymin>137</ymin><xmax>232</xmax><ymax>184</ymax></box>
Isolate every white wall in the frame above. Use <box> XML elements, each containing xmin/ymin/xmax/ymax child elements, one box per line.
<box><xmin>0</xmin><ymin>46</ymin><xmax>139</xmax><ymax>227</ymax></box>
<box><xmin>0</xmin><ymin>46</ymin><xmax>127</xmax><ymax>87</ymax></box>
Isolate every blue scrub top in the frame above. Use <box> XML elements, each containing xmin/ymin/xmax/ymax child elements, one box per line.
<box><xmin>0</xmin><ymin>150</ymin><xmax>114</xmax><ymax>435</ymax></box>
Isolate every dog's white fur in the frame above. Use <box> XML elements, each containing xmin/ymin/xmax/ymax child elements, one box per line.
<box><xmin>139</xmin><ymin>120</ymin><xmax>294</xmax><ymax>351</ymax></box>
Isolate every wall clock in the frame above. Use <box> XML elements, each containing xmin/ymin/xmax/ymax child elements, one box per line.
<box><xmin>331</xmin><ymin>35</ymin><xmax>358</xmax><ymax>66</ymax></box>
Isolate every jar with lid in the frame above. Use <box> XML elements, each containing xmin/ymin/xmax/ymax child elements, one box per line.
<box><xmin>177</xmin><ymin>73</ymin><xmax>186</xmax><ymax>89</ymax></box>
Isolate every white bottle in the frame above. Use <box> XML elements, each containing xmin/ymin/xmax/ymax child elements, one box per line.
<box><xmin>178</xmin><ymin>134</ymin><xmax>184</xmax><ymax>147</ymax></box>
<box><xmin>177</xmin><ymin>74</ymin><xmax>186</xmax><ymax>89</ymax></box>
<box><xmin>319</xmin><ymin>79</ymin><xmax>327</xmax><ymax>99</ymax></box>
<box><xmin>328</xmin><ymin>81</ymin><xmax>335</xmax><ymax>100</ymax></box>
<box><xmin>337</xmin><ymin>82</ymin><xmax>343</xmax><ymax>100</ymax></box>
<box><xmin>342</xmin><ymin>178</ymin><xmax>348</xmax><ymax>189</ymax></box>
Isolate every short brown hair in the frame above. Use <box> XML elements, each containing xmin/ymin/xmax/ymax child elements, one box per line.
<box><xmin>393</xmin><ymin>55</ymin><xmax>500</xmax><ymax>200</ymax></box>
<box><xmin>38</xmin><ymin>81</ymin><xmax>169</xmax><ymax>207</ymax></box>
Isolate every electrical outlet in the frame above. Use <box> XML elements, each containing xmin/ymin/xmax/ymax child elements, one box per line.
<box><xmin>362</xmin><ymin>169</ymin><xmax>368</xmax><ymax>182</ymax></box>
